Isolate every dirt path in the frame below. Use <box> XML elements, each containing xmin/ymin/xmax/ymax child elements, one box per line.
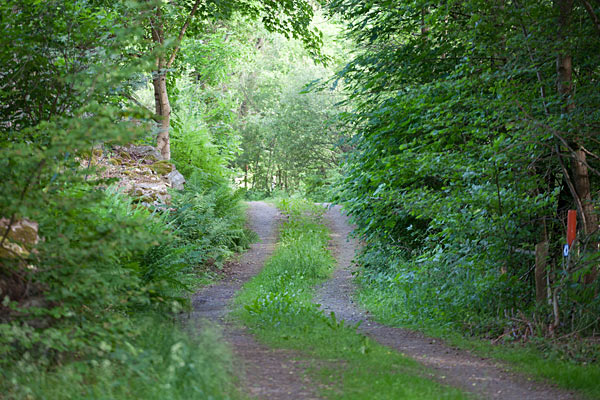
<box><xmin>191</xmin><ymin>201</ymin><xmax>318</xmax><ymax>400</ymax></box>
<box><xmin>314</xmin><ymin>204</ymin><xmax>580</xmax><ymax>400</ymax></box>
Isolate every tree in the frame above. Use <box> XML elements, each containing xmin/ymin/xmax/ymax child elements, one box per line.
<box><xmin>329</xmin><ymin>0</ymin><xmax>600</xmax><ymax>336</ymax></box>
<box><xmin>556</xmin><ymin>0</ymin><xmax>599</xmax><ymax>283</ymax></box>
<box><xmin>147</xmin><ymin>0</ymin><xmax>324</xmax><ymax>160</ymax></box>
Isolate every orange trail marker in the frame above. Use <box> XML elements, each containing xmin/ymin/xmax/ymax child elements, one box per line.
<box><xmin>567</xmin><ymin>209</ymin><xmax>577</xmax><ymax>247</ymax></box>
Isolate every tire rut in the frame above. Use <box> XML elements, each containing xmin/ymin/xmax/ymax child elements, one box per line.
<box><xmin>190</xmin><ymin>201</ymin><xmax>319</xmax><ymax>400</ymax></box>
<box><xmin>314</xmin><ymin>204</ymin><xmax>581</xmax><ymax>400</ymax></box>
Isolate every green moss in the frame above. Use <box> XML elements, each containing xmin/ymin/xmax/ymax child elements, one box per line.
<box><xmin>143</xmin><ymin>154</ymin><xmax>160</xmax><ymax>163</ymax></box>
<box><xmin>148</xmin><ymin>161</ymin><xmax>174</xmax><ymax>176</ymax></box>
<box><xmin>0</xmin><ymin>241</ymin><xmax>28</xmax><ymax>258</ymax></box>
<box><xmin>117</xmin><ymin>150</ymin><xmax>131</xmax><ymax>160</ymax></box>
<box><xmin>9</xmin><ymin>226</ymin><xmax>37</xmax><ymax>247</ymax></box>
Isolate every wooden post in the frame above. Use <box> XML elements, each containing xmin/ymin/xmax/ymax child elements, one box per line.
<box><xmin>535</xmin><ymin>241</ymin><xmax>548</xmax><ymax>304</ymax></box>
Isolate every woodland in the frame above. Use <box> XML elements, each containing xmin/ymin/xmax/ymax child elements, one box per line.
<box><xmin>1</xmin><ymin>0</ymin><xmax>600</xmax><ymax>399</ymax></box>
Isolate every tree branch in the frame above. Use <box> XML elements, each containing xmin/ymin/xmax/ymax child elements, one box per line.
<box><xmin>166</xmin><ymin>0</ymin><xmax>202</xmax><ymax>69</ymax></box>
<box><xmin>124</xmin><ymin>94</ymin><xmax>160</xmax><ymax>122</ymax></box>
<box><xmin>580</xmin><ymin>0</ymin><xmax>600</xmax><ymax>35</ymax></box>
<box><xmin>515</xmin><ymin>100</ymin><xmax>600</xmax><ymax>177</ymax></box>
<box><xmin>555</xmin><ymin>140</ymin><xmax>587</xmax><ymax>228</ymax></box>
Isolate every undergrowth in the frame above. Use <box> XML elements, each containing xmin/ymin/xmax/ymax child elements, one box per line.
<box><xmin>1</xmin><ymin>172</ymin><xmax>250</xmax><ymax>399</ymax></box>
<box><xmin>233</xmin><ymin>198</ymin><xmax>466</xmax><ymax>399</ymax></box>
<box><xmin>358</xmin><ymin>263</ymin><xmax>600</xmax><ymax>399</ymax></box>
<box><xmin>3</xmin><ymin>316</ymin><xmax>240</xmax><ymax>400</ymax></box>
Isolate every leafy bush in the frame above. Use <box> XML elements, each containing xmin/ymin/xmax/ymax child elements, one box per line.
<box><xmin>330</xmin><ymin>0</ymin><xmax>600</xmax><ymax>340</ymax></box>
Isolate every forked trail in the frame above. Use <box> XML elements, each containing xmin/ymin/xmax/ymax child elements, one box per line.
<box><xmin>192</xmin><ymin>201</ymin><xmax>580</xmax><ymax>400</ymax></box>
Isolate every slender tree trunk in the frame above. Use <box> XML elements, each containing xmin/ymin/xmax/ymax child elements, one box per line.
<box><xmin>535</xmin><ymin>241</ymin><xmax>549</xmax><ymax>304</ymax></box>
<box><xmin>153</xmin><ymin>70</ymin><xmax>171</xmax><ymax>160</ymax></box>
<box><xmin>148</xmin><ymin>1</ymin><xmax>201</xmax><ymax>160</ymax></box>
<box><xmin>150</xmin><ymin>8</ymin><xmax>171</xmax><ymax>160</ymax></box>
<box><xmin>252</xmin><ymin>158</ymin><xmax>259</xmax><ymax>188</ymax></box>
<box><xmin>556</xmin><ymin>0</ymin><xmax>598</xmax><ymax>282</ymax></box>
<box><xmin>574</xmin><ymin>149</ymin><xmax>600</xmax><ymax>283</ymax></box>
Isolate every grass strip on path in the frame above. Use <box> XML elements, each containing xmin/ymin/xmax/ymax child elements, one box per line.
<box><xmin>233</xmin><ymin>198</ymin><xmax>467</xmax><ymax>400</ymax></box>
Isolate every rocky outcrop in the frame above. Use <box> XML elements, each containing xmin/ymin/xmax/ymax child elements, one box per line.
<box><xmin>0</xmin><ymin>218</ymin><xmax>39</xmax><ymax>260</ymax></box>
<box><xmin>116</xmin><ymin>144</ymin><xmax>163</xmax><ymax>162</ymax></box>
<box><xmin>81</xmin><ymin>144</ymin><xmax>186</xmax><ymax>208</ymax></box>
<box><xmin>0</xmin><ymin>218</ymin><xmax>44</xmax><ymax>320</ymax></box>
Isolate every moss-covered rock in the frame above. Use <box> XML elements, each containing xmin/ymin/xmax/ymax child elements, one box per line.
<box><xmin>149</xmin><ymin>160</ymin><xmax>174</xmax><ymax>176</ymax></box>
<box><xmin>117</xmin><ymin>150</ymin><xmax>131</xmax><ymax>160</ymax></box>
<box><xmin>0</xmin><ymin>218</ymin><xmax>39</xmax><ymax>258</ymax></box>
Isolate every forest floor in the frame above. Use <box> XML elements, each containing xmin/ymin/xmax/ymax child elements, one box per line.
<box><xmin>191</xmin><ymin>201</ymin><xmax>581</xmax><ymax>400</ymax></box>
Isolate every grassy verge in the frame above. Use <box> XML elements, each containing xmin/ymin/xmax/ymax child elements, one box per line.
<box><xmin>358</xmin><ymin>285</ymin><xmax>600</xmax><ymax>399</ymax></box>
<box><xmin>233</xmin><ymin>198</ymin><xmax>467</xmax><ymax>399</ymax></box>
<box><xmin>3</xmin><ymin>315</ymin><xmax>242</xmax><ymax>400</ymax></box>
<box><xmin>1</xmin><ymin>181</ymin><xmax>252</xmax><ymax>400</ymax></box>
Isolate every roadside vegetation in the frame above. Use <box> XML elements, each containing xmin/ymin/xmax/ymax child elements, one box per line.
<box><xmin>328</xmin><ymin>0</ymin><xmax>600</xmax><ymax>390</ymax></box>
<box><xmin>3</xmin><ymin>0</ymin><xmax>600</xmax><ymax>397</ymax></box>
<box><xmin>1</xmin><ymin>0</ymin><xmax>319</xmax><ymax>398</ymax></box>
<box><xmin>234</xmin><ymin>199</ymin><xmax>466</xmax><ymax>399</ymax></box>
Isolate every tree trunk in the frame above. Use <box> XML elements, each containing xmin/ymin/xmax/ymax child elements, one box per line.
<box><xmin>150</xmin><ymin>8</ymin><xmax>171</xmax><ymax>160</ymax></box>
<box><xmin>556</xmin><ymin>0</ymin><xmax>598</xmax><ymax>282</ymax></box>
<box><xmin>535</xmin><ymin>241</ymin><xmax>549</xmax><ymax>304</ymax></box>
<box><xmin>153</xmin><ymin>70</ymin><xmax>171</xmax><ymax>160</ymax></box>
<box><xmin>148</xmin><ymin>1</ymin><xmax>202</xmax><ymax>160</ymax></box>
<box><xmin>574</xmin><ymin>149</ymin><xmax>599</xmax><ymax>283</ymax></box>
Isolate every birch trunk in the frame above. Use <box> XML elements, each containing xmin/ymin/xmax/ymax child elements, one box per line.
<box><xmin>153</xmin><ymin>70</ymin><xmax>171</xmax><ymax>160</ymax></box>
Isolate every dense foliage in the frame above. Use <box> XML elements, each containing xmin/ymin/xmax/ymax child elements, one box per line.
<box><xmin>230</xmin><ymin>16</ymin><xmax>350</xmax><ymax>200</ymax></box>
<box><xmin>0</xmin><ymin>0</ymin><xmax>275</xmax><ymax>397</ymax></box>
<box><xmin>330</xmin><ymin>0</ymin><xmax>600</xmax><ymax>340</ymax></box>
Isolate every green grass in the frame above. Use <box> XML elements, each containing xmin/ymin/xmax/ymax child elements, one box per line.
<box><xmin>359</xmin><ymin>285</ymin><xmax>600</xmax><ymax>400</ymax></box>
<box><xmin>233</xmin><ymin>198</ymin><xmax>467</xmax><ymax>399</ymax></box>
<box><xmin>2</xmin><ymin>315</ymin><xmax>243</xmax><ymax>400</ymax></box>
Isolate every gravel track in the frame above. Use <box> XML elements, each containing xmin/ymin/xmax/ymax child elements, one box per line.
<box><xmin>191</xmin><ymin>201</ymin><xmax>580</xmax><ymax>400</ymax></box>
<box><xmin>314</xmin><ymin>204</ymin><xmax>580</xmax><ymax>400</ymax></box>
<box><xmin>190</xmin><ymin>201</ymin><xmax>318</xmax><ymax>400</ymax></box>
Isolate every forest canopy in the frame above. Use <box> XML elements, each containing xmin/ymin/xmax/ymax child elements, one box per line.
<box><xmin>2</xmin><ymin>0</ymin><xmax>600</xmax><ymax>397</ymax></box>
